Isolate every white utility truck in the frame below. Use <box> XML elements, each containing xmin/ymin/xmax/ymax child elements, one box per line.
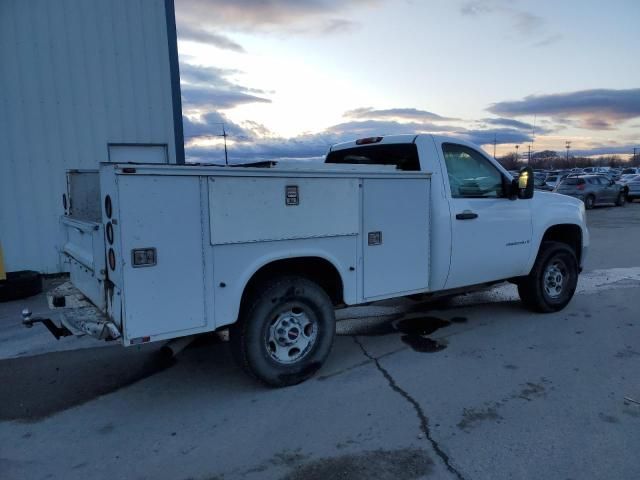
<box><xmin>23</xmin><ymin>135</ymin><xmax>589</xmax><ymax>386</ymax></box>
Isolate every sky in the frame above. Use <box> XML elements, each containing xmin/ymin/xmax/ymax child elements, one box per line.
<box><xmin>174</xmin><ymin>0</ymin><xmax>640</xmax><ymax>163</ymax></box>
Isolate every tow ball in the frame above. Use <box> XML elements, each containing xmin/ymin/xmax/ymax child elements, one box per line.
<box><xmin>21</xmin><ymin>308</ymin><xmax>71</xmax><ymax>340</ymax></box>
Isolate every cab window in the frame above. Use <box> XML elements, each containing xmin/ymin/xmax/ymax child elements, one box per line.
<box><xmin>442</xmin><ymin>143</ymin><xmax>504</xmax><ymax>198</ymax></box>
<box><xmin>325</xmin><ymin>144</ymin><xmax>420</xmax><ymax>171</ymax></box>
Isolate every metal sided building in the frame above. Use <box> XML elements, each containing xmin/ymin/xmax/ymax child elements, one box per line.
<box><xmin>0</xmin><ymin>0</ymin><xmax>184</xmax><ymax>274</ymax></box>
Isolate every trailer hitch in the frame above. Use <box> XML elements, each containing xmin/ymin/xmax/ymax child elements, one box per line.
<box><xmin>21</xmin><ymin>308</ymin><xmax>72</xmax><ymax>340</ymax></box>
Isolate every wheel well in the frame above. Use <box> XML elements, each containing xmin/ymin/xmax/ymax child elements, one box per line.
<box><xmin>541</xmin><ymin>224</ymin><xmax>582</xmax><ymax>264</ymax></box>
<box><xmin>241</xmin><ymin>257</ymin><xmax>344</xmax><ymax>308</ymax></box>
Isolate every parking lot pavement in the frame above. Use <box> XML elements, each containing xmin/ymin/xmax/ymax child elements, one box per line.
<box><xmin>1</xmin><ymin>203</ymin><xmax>640</xmax><ymax>480</ymax></box>
<box><xmin>583</xmin><ymin>201</ymin><xmax>640</xmax><ymax>271</ymax></box>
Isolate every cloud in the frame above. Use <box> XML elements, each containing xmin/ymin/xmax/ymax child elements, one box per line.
<box><xmin>180</xmin><ymin>64</ymin><xmax>271</xmax><ymax>109</ymax></box>
<box><xmin>183</xmin><ymin>112</ymin><xmax>250</xmax><ymax>140</ymax></box>
<box><xmin>321</xmin><ymin>18</ymin><xmax>358</xmax><ymax>34</ymax></box>
<box><xmin>531</xmin><ymin>33</ymin><xmax>563</xmax><ymax>48</ymax></box>
<box><xmin>185</xmin><ymin>137</ymin><xmax>329</xmax><ymax>163</ymax></box>
<box><xmin>482</xmin><ymin>117</ymin><xmax>535</xmax><ymax>130</ymax></box>
<box><xmin>177</xmin><ymin>24</ymin><xmax>245</xmax><ymax>52</ymax></box>
<box><xmin>571</xmin><ymin>144</ymin><xmax>639</xmax><ymax>157</ymax></box>
<box><xmin>326</xmin><ymin>119</ymin><xmax>452</xmax><ymax>138</ymax></box>
<box><xmin>460</xmin><ymin>1</ymin><xmax>550</xmax><ymax>41</ymax></box>
<box><xmin>461</xmin><ymin>128</ymin><xmax>533</xmax><ymax>146</ymax></box>
<box><xmin>176</xmin><ymin>0</ymin><xmax>376</xmax><ymax>32</ymax></box>
<box><xmin>344</xmin><ymin>107</ymin><xmax>456</xmax><ymax>122</ymax></box>
<box><xmin>480</xmin><ymin>117</ymin><xmax>553</xmax><ymax>135</ymax></box>
<box><xmin>180</xmin><ymin>64</ymin><xmax>266</xmax><ymax>94</ymax></box>
<box><xmin>182</xmin><ymin>106</ymin><xmax>539</xmax><ymax>163</ymax></box>
<box><xmin>488</xmin><ymin>88</ymin><xmax>640</xmax><ymax>130</ymax></box>
<box><xmin>460</xmin><ymin>1</ymin><xmax>493</xmax><ymax>16</ymax></box>
<box><xmin>182</xmin><ymin>85</ymin><xmax>271</xmax><ymax>109</ymax></box>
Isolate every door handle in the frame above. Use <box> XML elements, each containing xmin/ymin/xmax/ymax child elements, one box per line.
<box><xmin>456</xmin><ymin>211</ymin><xmax>478</xmax><ymax>220</ymax></box>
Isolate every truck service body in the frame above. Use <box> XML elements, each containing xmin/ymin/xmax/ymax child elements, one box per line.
<box><xmin>24</xmin><ymin>134</ymin><xmax>589</xmax><ymax>386</ymax></box>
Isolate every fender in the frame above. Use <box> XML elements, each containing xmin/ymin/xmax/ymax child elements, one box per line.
<box><xmin>526</xmin><ymin>191</ymin><xmax>589</xmax><ymax>272</ymax></box>
<box><xmin>213</xmin><ymin>240</ymin><xmax>356</xmax><ymax>329</ymax></box>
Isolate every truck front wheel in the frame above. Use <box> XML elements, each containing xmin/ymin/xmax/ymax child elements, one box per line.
<box><xmin>517</xmin><ymin>241</ymin><xmax>578</xmax><ymax>313</ymax></box>
<box><xmin>230</xmin><ymin>276</ymin><xmax>335</xmax><ymax>387</ymax></box>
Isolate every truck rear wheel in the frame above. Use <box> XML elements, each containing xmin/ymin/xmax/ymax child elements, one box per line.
<box><xmin>517</xmin><ymin>241</ymin><xmax>578</xmax><ymax>313</ymax></box>
<box><xmin>230</xmin><ymin>276</ymin><xmax>335</xmax><ymax>387</ymax></box>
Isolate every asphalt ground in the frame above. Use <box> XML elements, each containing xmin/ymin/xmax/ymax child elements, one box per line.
<box><xmin>1</xmin><ymin>202</ymin><xmax>640</xmax><ymax>480</ymax></box>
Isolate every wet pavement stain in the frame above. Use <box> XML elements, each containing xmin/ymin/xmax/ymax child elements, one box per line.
<box><xmin>280</xmin><ymin>449</ymin><xmax>433</xmax><ymax>480</ymax></box>
<box><xmin>598</xmin><ymin>412</ymin><xmax>619</xmax><ymax>424</ymax></box>
<box><xmin>457</xmin><ymin>405</ymin><xmax>503</xmax><ymax>432</ymax></box>
<box><xmin>396</xmin><ymin>317</ymin><xmax>451</xmax><ymax>336</ymax></box>
<box><xmin>344</xmin><ymin>314</ymin><xmax>460</xmax><ymax>353</ymax></box>
<box><xmin>0</xmin><ymin>345</ymin><xmax>174</xmax><ymax>421</ymax></box>
<box><xmin>401</xmin><ymin>335</ymin><xmax>447</xmax><ymax>353</ymax></box>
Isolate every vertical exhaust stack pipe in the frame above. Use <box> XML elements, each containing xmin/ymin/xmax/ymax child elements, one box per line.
<box><xmin>160</xmin><ymin>335</ymin><xmax>196</xmax><ymax>358</ymax></box>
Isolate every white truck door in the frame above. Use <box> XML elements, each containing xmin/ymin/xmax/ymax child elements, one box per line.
<box><xmin>439</xmin><ymin>142</ymin><xmax>533</xmax><ymax>289</ymax></box>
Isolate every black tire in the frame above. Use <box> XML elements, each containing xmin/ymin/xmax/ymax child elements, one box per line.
<box><xmin>517</xmin><ymin>242</ymin><xmax>578</xmax><ymax>313</ymax></box>
<box><xmin>615</xmin><ymin>192</ymin><xmax>625</xmax><ymax>207</ymax></box>
<box><xmin>584</xmin><ymin>194</ymin><xmax>595</xmax><ymax>210</ymax></box>
<box><xmin>230</xmin><ymin>276</ymin><xmax>335</xmax><ymax>387</ymax></box>
<box><xmin>0</xmin><ymin>270</ymin><xmax>42</xmax><ymax>302</ymax></box>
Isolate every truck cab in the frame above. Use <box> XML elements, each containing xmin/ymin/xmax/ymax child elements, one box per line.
<box><xmin>326</xmin><ymin>134</ymin><xmax>588</xmax><ymax>292</ymax></box>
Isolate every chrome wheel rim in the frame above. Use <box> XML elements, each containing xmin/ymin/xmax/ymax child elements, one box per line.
<box><xmin>266</xmin><ymin>306</ymin><xmax>318</xmax><ymax>364</ymax></box>
<box><xmin>543</xmin><ymin>260</ymin><xmax>567</xmax><ymax>299</ymax></box>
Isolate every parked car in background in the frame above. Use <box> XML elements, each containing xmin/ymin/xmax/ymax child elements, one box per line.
<box><xmin>534</xmin><ymin>175</ymin><xmax>553</xmax><ymax>191</ymax></box>
<box><xmin>583</xmin><ymin>167</ymin><xmax>611</xmax><ymax>175</ymax></box>
<box><xmin>619</xmin><ymin>174</ymin><xmax>639</xmax><ymax>184</ymax></box>
<box><xmin>622</xmin><ymin>167</ymin><xmax>640</xmax><ymax>175</ymax></box>
<box><xmin>554</xmin><ymin>174</ymin><xmax>626</xmax><ymax>209</ymax></box>
<box><xmin>626</xmin><ymin>176</ymin><xmax>640</xmax><ymax>202</ymax></box>
<box><xmin>545</xmin><ymin>172</ymin><xmax>570</xmax><ymax>189</ymax></box>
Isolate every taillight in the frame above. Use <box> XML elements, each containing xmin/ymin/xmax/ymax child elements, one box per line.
<box><xmin>577</xmin><ymin>183</ymin><xmax>585</xmax><ymax>190</ymax></box>
<box><xmin>104</xmin><ymin>195</ymin><xmax>112</xmax><ymax>218</ymax></box>
<box><xmin>355</xmin><ymin>136</ymin><xmax>383</xmax><ymax>145</ymax></box>
<box><xmin>108</xmin><ymin>248</ymin><xmax>116</xmax><ymax>271</ymax></box>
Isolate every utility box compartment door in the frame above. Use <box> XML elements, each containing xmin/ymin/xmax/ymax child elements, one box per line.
<box><xmin>118</xmin><ymin>175</ymin><xmax>206</xmax><ymax>342</ymax></box>
<box><xmin>362</xmin><ymin>178</ymin><xmax>430</xmax><ymax>299</ymax></box>
<box><xmin>208</xmin><ymin>177</ymin><xmax>359</xmax><ymax>245</ymax></box>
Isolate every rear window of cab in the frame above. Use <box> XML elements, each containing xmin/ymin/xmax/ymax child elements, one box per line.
<box><xmin>325</xmin><ymin>144</ymin><xmax>420</xmax><ymax>171</ymax></box>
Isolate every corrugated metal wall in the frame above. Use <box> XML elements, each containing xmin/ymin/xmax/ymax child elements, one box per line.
<box><xmin>0</xmin><ymin>0</ymin><xmax>181</xmax><ymax>273</ymax></box>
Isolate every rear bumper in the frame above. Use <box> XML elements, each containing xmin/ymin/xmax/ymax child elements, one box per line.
<box><xmin>22</xmin><ymin>281</ymin><xmax>121</xmax><ymax>341</ymax></box>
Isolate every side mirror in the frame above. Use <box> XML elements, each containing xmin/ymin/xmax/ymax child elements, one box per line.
<box><xmin>516</xmin><ymin>166</ymin><xmax>534</xmax><ymax>199</ymax></box>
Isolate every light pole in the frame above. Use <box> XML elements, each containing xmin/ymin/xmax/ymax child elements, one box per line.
<box><xmin>565</xmin><ymin>141</ymin><xmax>571</xmax><ymax>167</ymax></box>
<box><xmin>493</xmin><ymin>133</ymin><xmax>497</xmax><ymax>159</ymax></box>
<box><xmin>515</xmin><ymin>145</ymin><xmax>519</xmax><ymax>164</ymax></box>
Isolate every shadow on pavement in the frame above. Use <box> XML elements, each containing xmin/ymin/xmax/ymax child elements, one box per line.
<box><xmin>0</xmin><ymin>334</ymin><xmax>240</xmax><ymax>422</ymax></box>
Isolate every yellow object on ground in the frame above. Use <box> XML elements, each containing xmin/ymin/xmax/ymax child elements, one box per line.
<box><xmin>0</xmin><ymin>242</ymin><xmax>6</xmax><ymax>280</ymax></box>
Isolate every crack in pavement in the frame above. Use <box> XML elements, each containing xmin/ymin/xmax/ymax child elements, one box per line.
<box><xmin>352</xmin><ymin>336</ymin><xmax>466</xmax><ymax>480</ymax></box>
